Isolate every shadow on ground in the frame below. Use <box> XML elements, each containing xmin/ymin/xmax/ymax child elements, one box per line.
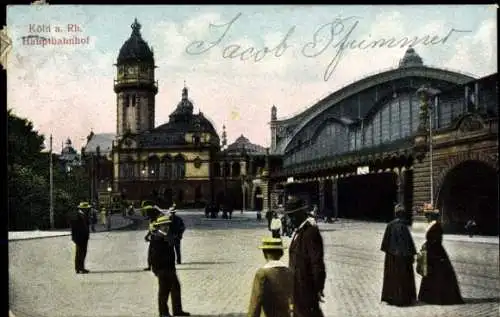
<box><xmin>463</xmin><ymin>297</ymin><xmax>500</xmax><ymax>304</ymax></box>
<box><xmin>87</xmin><ymin>267</ymin><xmax>207</xmax><ymax>274</ymax></box>
<box><xmin>181</xmin><ymin>261</ymin><xmax>236</xmax><ymax>265</ymax></box>
<box><xmin>191</xmin><ymin>314</ymin><xmax>246</xmax><ymax>317</ymax></box>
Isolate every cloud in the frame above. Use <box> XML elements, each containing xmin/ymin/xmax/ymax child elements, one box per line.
<box><xmin>446</xmin><ymin>19</ymin><xmax>497</xmax><ymax>77</ymax></box>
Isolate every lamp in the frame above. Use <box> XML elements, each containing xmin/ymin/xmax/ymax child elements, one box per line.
<box><xmin>416</xmin><ymin>85</ymin><xmax>440</xmax><ymax>208</ymax></box>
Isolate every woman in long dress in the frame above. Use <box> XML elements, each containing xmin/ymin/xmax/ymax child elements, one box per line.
<box><xmin>380</xmin><ymin>204</ymin><xmax>417</xmax><ymax>306</ymax></box>
<box><xmin>418</xmin><ymin>210</ymin><xmax>464</xmax><ymax>305</ymax></box>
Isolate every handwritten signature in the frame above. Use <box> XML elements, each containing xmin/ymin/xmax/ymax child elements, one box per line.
<box><xmin>185</xmin><ymin>13</ymin><xmax>471</xmax><ymax>81</ymax></box>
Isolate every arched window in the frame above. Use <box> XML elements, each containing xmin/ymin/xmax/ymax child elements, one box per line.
<box><xmin>173</xmin><ymin>155</ymin><xmax>185</xmax><ymax>180</ymax></box>
<box><xmin>213</xmin><ymin>162</ymin><xmax>221</xmax><ymax>177</ymax></box>
<box><xmin>162</xmin><ymin>155</ymin><xmax>173</xmax><ymax>180</ymax></box>
<box><xmin>148</xmin><ymin>156</ymin><xmax>160</xmax><ymax>179</ymax></box>
<box><xmin>232</xmin><ymin>162</ymin><xmax>241</xmax><ymax>177</ymax></box>
<box><xmin>120</xmin><ymin>156</ymin><xmax>135</xmax><ymax>179</ymax></box>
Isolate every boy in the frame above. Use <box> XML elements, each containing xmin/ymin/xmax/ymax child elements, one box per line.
<box><xmin>247</xmin><ymin>237</ymin><xmax>293</xmax><ymax>317</ymax></box>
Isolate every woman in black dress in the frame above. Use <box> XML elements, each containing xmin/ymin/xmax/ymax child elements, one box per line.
<box><xmin>418</xmin><ymin>210</ymin><xmax>464</xmax><ymax>305</ymax></box>
<box><xmin>380</xmin><ymin>204</ymin><xmax>417</xmax><ymax>306</ymax></box>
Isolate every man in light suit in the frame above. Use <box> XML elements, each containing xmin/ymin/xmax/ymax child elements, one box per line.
<box><xmin>247</xmin><ymin>237</ymin><xmax>294</xmax><ymax>317</ymax></box>
<box><xmin>285</xmin><ymin>196</ymin><xmax>326</xmax><ymax>317</ymax></box>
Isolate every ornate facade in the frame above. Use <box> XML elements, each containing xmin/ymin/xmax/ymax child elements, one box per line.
<box><xmin>269</xmin><ymin>48</ymin><xmax>498</xmax><ymax>235</ymax></box>
<box><xmin>111</xmin><ymin>19</ymin><xmax>220</xmax><ymax>206</ymax></box>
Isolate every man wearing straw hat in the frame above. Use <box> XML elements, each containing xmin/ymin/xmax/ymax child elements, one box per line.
<box><xmin>143</xmin><ymin>205</ymin><xmax>162</xmax><ymax>271</ymax></box>
<box><xmin>247</xmin><ymin>237</ymin><xmax>294</xmax><ymax>317</ymax></box>
<box><xmin>71</xmin><ymin>202</ymin><xmax>92</xmax><ymax>274</ymax></box>
<box><xmin>149</xmin><ymin>214</ymin><xmax>190</xmax><ymax>317</ymax></box>
<box><xmin>283</xmin><ymin>196</ymin><xmax>326</xmax><ymax>317</ymax></box>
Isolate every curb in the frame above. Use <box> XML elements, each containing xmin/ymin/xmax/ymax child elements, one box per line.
<box><xmin>8</xmin><ymin>216</ymin><xmax>135</xmax><ymax>242</ymax></box>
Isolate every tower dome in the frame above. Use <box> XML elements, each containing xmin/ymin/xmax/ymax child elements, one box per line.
<box><xmin>399</xmin><ymin>47</ymin><xmax>424</xmax><ymax>68</ymax></box>
<box><xmin>169</xmin><ymin>86</ymin><xmax>194</xmax><ymax>121</ymax></box>
<box><xmin>117</xmin><ymin>18</ymin><xmax>154</xmax><ymax>64</ymax></box>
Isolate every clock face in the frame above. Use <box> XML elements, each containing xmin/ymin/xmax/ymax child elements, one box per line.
<box><xmin>127</xmin><ymin>66</ymin><xmax>135</xmax><ymax>74</ymax></box>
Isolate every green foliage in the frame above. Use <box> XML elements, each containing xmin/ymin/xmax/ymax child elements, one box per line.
<box><xmin>8</xmin><ymin>110</ymin><xmax>90</xmax><ymax>230</ymax></box>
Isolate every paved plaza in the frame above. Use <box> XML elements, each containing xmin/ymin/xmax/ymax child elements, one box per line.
<box><xmin>8</xmin><ymin>211</ymin><xmax>500</xmax><ymax>317</ymax></box>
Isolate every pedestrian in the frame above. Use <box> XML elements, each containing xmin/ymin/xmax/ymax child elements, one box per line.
<box><xmin>418</xmin><ymin>209</ymin><xmax>464</xmax><ymax>305</ymax></box>
<box><xmin>247</xmin><ymin>237</ymin><xmax>294</xmax><ymax>317</ymax></box>
<box><xmin>70</xmin><ymin>202</ymin><xmax>91</xmax><ymax>274</ymax></box>
<box><xmin>143</xmin><ymin>205</ymin><xmax>161</xmax><ymax>271</ymax></box>
<box><xmin>90</xmin><ymin>203</ymin><xmax>98</xmax><ymax>232</ymax></box>
<box><xmin>169</xmin><ymin>205</ymin><xmax>186</xmax><ymax>265</ymax></box>
<box><xmin>465</xmin><ymin>219</ymin><xmax>477</xmax><ymax>238</ymax></box>
<box><xmin>270</xmin><ymin>213</ymin><xmax>282</xmax><ymax>238</ymax></box>
<box><xmin>106</xmin><ymin>207</ymin><xmax>112</xmax><ymax>230</ymax></box>
<box><xmin>257</xmin><ymin>210</ymin><xmax>262</xmax><ymax>221</ymax></box>
<box><xmin>380</xmin><ymin>204</ymin><xmax>417</xmax><ymax>307</ymax></box>
<box><xmin>149</xmin><ymin>214</ymin><xmax>190</xmax><ymax>317</ymax></box>
<box><xmin>100</xmin><ymin>207</ymin><xmax>107</xmax><ymax>226</ymax></box>
<box><xmin>266</xmin><ymin>210</ymin><xmax>273</xmax><ymax>229</ymax></box>
<box><xmin>284</xmin><ymin>196</ymin><xmax>326</xmax><ymax>317</ymax></box>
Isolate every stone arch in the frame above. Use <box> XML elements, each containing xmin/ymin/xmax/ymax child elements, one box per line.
<box><xmin>435</xmin><ymin>158</ymin><xmax>498</xmax><ymax>235</ymax></box>
<box><xmin>232</xmin><ymin>161</ymin><xmax>241</xmax><ymax>177</ymax></box>
<box><xmin>253</xmin><ymin>186</ymin><xmax>263</xmax><ymax>211</ymax></box>
<box><xmin>434</xmin><ymin>151</ymin><xmax>498</xmax><ymax>202</ymax></box>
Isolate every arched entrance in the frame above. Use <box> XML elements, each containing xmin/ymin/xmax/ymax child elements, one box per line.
<box><xmin>338</xmin><ymin>172</ymin><xmax>397</xmax><ymax>222</ymax></box>
<box><xmin>254</xmin><ymin>187</ymin><xmax>263</xmax><ymax>211</ymax></box>
<box><xmin>437</xmin><ymin>160</ymin><xmax>498</xmax><ymax>235</ymax></box>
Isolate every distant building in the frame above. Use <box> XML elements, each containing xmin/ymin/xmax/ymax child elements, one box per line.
<box><xmin>82</xmin><ymin>131</ymin><xmax>114</xmax><ymax>197</ymax></box>
<box><xmin>214</xmin><ymin>131</ymin><xmax>281</xmax><ymax>211</ymax></box>
<box><xmin>59</xmin><ymin>138</ymin><xmax>82</xmax><ymax>173</ymax></box>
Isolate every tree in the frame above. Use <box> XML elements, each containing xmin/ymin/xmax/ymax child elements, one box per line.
<box><xmin>8</xmin><ymin>110</ymin><xmax>86</xmax><ymax>230</ymax></box>
<box><xmin>7</xmin><ymin>109</ymin><xmax>45</xmax><ymax>169</ymax></box>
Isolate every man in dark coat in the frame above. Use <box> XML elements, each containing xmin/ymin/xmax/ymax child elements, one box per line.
<box><xmin>149</xmin><ymin>215</ymin><xmax>190</xmax><ymax>317</ymax></box>
<box><xmin>169</xmin><ymin>205</ymin><xmax>186</xmax><ymax>265</ymax></box>
<box><xmin>380</xmin><ymin>204</ymin><xmax>417</xmax><ymax>306</ymax></box>
<box><xmin>418</xmin><ymin>210</ymin><xmax>464</xmax><ymax>305</ymax></box>
<box><xmin>71</xmin><ymin>202</ymin><xmax>91</xmax><ymax>274</ymax></box>
<box><xmin>285</xmin><ymin>196</ymin><xmax>326</xmax><ymax>317</ymax></box>
<box><xmin>143</xmin><ymin>205</ymin><xmax>162</xmax><ymax>271</ymax></box>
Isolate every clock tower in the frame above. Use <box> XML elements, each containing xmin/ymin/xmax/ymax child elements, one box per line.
<box><xmin>114</xmin><ymin>18</ymin><xmax>158</xmax><ymax>137</ymax></box>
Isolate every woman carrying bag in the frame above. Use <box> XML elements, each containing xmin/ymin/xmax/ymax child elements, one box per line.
<box><xmin>417</xmin><ymin>209</ymin><xmax>464</xmax><ymax>305</ymax></box>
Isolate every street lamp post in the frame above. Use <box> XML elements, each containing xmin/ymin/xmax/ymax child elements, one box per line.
<box><xmin>241</xmin><ymin>175</ymin><xmax>246</xmax><ymax>214</ymax></box>
<box><xmin>417</xmin><ymin>86</ymin><xmax>440</xmax><ymax>208</ymax></box>
<box><xmin>49</xmin><ymin>134</ymin><xmax>54</xmax><ymax>229</ymax></box>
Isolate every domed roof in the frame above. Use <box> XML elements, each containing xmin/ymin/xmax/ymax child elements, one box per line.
<box><xmin>169</xmin><ymin>87</ymin><xmax>194</xmax><ymax>120</ymax></box>
<box><xmin>155</xmin><ymin>113</ymin><xmax>217</xmax><ymax>135</ymax></box>
<box><xmin>61</xmin><ymin>138</ymin><xmax>77</xmax><ymax>155</ymax></box>
<box><xmin>399</xmin><ymin>47</ymin><xmax>424</xmax><ymax>68</ymax></box>
<box><xmin>117</xmin><ymin>18</ymin><xmax>154</xmax><ymax>64</ymax></box>
<box><xmin>226</xmin><ymin>134</ymin><xmax>266</xmax><ymax>154</ymax></box>
<box><xmin>154</xmin><ymin>86</ymin><xmax>218</xmax><ymax>137</ymax></box>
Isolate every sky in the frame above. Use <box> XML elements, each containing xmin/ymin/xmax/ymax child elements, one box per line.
<box><xmin>6</xmin><ymin>5</ymin><xmax>497</xmax><ymax>152</ymax></box>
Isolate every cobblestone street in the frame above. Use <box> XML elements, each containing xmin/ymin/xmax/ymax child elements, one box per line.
<box><xmin>9</xmin><ymin>211</ymin><xmax>500</xmax><ymax>317</ymax></box>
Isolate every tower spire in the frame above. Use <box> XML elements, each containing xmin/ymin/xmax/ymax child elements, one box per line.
<box><xmin>221</xmin><ymin>124</ymin><xmax>227</xmax><ymax>148</ymax></box>
<box><xmin>131</xmin><ymin>18</ymin><xmax>141</xmax><ymax>35</ymax></box>
<box><xmin>182</xmin><ymin>82</ymin><xmax>188</xmax><ymax>100</ymax></box>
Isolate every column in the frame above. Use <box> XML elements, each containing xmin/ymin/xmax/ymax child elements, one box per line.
<box><xmin>332</xmin><ymin>177</ymin><xmax>339</xmax><ymax>219</ymax></box>
<box><xmin>395</xmin><ymin>168</ymin><xmax>406</xmax><ymax>210</ymax></box>
<box><xmin>318</xmin><ymin>179</ymin><xmax>325</xmax><ymax>216</ymax></box>
<box><xmin>220</xmin><ymin>162</ymin><xmax>224</xmax><ymax>178</ymax></box>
